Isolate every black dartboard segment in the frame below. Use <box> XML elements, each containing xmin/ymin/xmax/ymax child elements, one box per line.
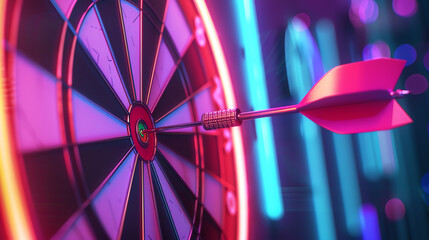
<box><xmin>23</xmin><ymin>148</ymin><xmax>79</xmax><ymax>239</ymax></box>
<box><xmin>79</xmin><ymin>137</ymin><xmax>132</xmax><ymax>194</ymax></box>
<box><xmin>17</xmin><ymin>0</ymin><xmax>63</xmax><ymax>75</ymax></box>
<box><xmin>152</xmin><ymin>67</ymin><xmax>188</xmax><ymax>121</ymax></box>
<box><xmin>120</xmin><ymin>159</ymin><xmax>142</xmax><ymax>239</ymax></box>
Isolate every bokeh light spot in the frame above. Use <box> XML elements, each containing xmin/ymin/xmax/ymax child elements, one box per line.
<box><xmin>385</xmin><ymin>198</ymin><xmax>406</xmax><ymax>221</ymax></box>
<box><xmin>350</xmin><ymin>0</ymin><xmax>379</xmax><ymax>24</ymax></box>
<box><xmin>362</xmin><ymin>41</ymin><xmax>390</xmax><ymax>60</ymax></box>
<box><xmin>394</xmin><ymin>44</ymin><xmax>416</xmax><ymax>66</ymax></box>
<box><xmin>393</xmin><ymin>0</ymin><xmax>418</xmax><ymax>17</ymax></box>
<box><xmin>421</xmin><ymin>172</ymin><xmax>429</xmax><ymax>194</ymax></box>
<box><xmin>405</xmin><ymin>74</ymin><xmax>428</xmax><ymax>95</ymax></box>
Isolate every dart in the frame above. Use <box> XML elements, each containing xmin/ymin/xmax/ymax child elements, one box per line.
<box><xmin>141</xmin><ymin>58</ymin><xmax>419</xmax><ymax>136</ymax></box>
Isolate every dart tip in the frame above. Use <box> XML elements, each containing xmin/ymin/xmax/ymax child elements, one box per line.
<box><xmin>390</xmin><ymin>89</ymin><xmax>410</xmax><ymax>98</ymax></box>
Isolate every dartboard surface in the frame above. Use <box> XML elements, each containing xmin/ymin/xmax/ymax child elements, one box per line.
<box><xmin>1</xmin><ymin>0</ymin><xmax>247</xmax><ymax>239</ymax></box>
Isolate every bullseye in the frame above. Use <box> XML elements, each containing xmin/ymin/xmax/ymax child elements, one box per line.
<box><xmin>128</xmin><ymin>102</ymin><xmax>156</xmax><ymax>161</ymax></box>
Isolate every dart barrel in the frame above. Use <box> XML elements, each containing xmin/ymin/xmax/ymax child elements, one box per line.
<box><xmin>201</xmin><ymin>108</ymin><xmax>242</xmax><ymax>130</ymax></box>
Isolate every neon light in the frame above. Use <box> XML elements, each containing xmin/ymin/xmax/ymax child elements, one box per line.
<box><xmin>285</xmin><ymin>18</ymin><xmax>336</xmax><ymax>239</ymax></box>
<box><xmin>357</xmin><ymin>132</ymin><xmax>383</xmax><ymax>180</ymax></box>
<box><xmin>194</xmin><ymin>1</ymin><xmax>248</xmax><ymax>239</ymax></box>
<box><xmin>315</xmin><ymin>19</ymin><xmax>362</xmax><ymax>236</ymax></box>
<box><xmin>233</xmin><ymin>0</ymin><xmax>283</xmax><ymax>220</ymax></box>
<box><xmin>56</xmin><ymin>22</ymin><xmax>67</xmax><ymax>79</ymax></box>
<box><xmin>377</xmin><ymin>131</ymin><xmax>397</xmax><ymax>175</ymax></box>
<box><xmin>0</xmin><ymin>0</ymin><xmax>36</xmax><ymax>238</ymax></box>
<box><xmin>359</xmin><ymin>204</ymin><xmax>381</xmax><ymax>240</ymax></box>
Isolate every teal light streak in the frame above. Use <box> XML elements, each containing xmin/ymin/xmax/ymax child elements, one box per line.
<box><xmin>316</xmin><ymin>19</ymin><xmax>362</xmax><ymax>236</ymax></box>
<box><xmin>233</xmin><ymin>0</ymin><xmax>284</xmax><ymax>219</ymax></box>
<box><xmin>285</xmin><ymin>19</ymin><xmax>336</xmax><ymax>240</ymax></box>
<box><xmin>357</xmin><ymin>132</ymin><xmax>383</xmax><ymax>181</ymax></box>
<box><xmin>377</xmin><ymin>130</ymin><xmax>397</xmax><ymax>176</ymax></box>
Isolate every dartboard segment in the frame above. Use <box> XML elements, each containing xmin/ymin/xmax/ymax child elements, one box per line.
<box><xmin>91</xmin><ymin>151</ymin><xmax>137</xmax><ymax>239</ymax></box>
<box><xmin>119</xmin><ymin>159</ymin><xmax>142</xmax><ymax>239</ymax></box>
<box><xmin>121</xmin><ymin>0</ymin><xmax>142</xmax><ymax>101</ymax></box>
<box><xmin>13</xmin><ymin>53</ymin><xmax>63</xmax><ymax>153</ymax></box>
<box><xmin>147</xmin><ymin>39</ymin><xmax>176</xmax><ymax>110</ymax></box>
<box><xmin>152</xmin><ymin>68</ymin><xmax>189</xmax><ymax>121</ymax></box>
<box><xmin>96</xmin><ymin>0</ymin><xmax>136</xmax><ymax>102</ymax></box>
<box><xmin>71</xmin><ymin>91</ymin><xmax>128</xmax><ymax>144</ymax></box>
<box><xmin>155</xmin><ymin>102</ymin><xmax>195</xmax><ymax>133</ymax></box>
<box><xmin>72</xmin><ymin>41</ymin><xmax>129</xmax><ymax>121</ymax></box>
<box><xmin>53</xmin><ymin>148</ymin><xmax>136</xmax><ymax>239</ymax></box>
<box><xmin>151</xmin><ymin>160</ymin><xmax>193</xmax><ymax>240</ymax></box>
<box><xmin>78</xmin><ymin>138</ymin><xmax>133</xmax><ymax>194</ymax></box>
<box><xmin>156</xmin><ymin>148</ymin><xmax>198</xmax><ymax>209</ymax></box>
<box><xmin>78</xmin><ymin>6</ymin><xmax>130</xmax><ymax>107</ymax></box>
<box><xmin>143</xmin><ymin>162</ymin><xmax>163</xmax><ymax>240</ymax></box>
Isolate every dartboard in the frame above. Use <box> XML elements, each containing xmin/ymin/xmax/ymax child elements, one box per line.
<box><xmin>0</xmin><ymin>0</ymin><xmax>247</xmax><ymax>239</ymax></box>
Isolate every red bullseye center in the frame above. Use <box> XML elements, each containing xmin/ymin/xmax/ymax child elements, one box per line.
<box><xmin>128</xmin><ymin>103</ymin><xmax>157</xmax><ymax>161</ymax></box>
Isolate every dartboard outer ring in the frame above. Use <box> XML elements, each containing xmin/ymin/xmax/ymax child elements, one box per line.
<box><xmin>0</xmin><ymin>0</ymin><xmax>248</xmax><ymax>239</ymax></box>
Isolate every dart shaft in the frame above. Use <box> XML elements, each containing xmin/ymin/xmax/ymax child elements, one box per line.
<box><xmin>238</xmin><ymin>105</ymin><xmax>299</xmax><ymax>120</ymax></box>
<box><xmin>141</xmin><ymin>121</ymin><xmax>202</xmax><ymax>134</ymax></box>
<box><xmin>140</xmin><ymin>89</ymin><xmax>410</xmax><ymax>134</ymax></box>
<box><xmin>142</xmin><ymin>105</ymin><xmax>298</xmax><ymax>134</ymax></box>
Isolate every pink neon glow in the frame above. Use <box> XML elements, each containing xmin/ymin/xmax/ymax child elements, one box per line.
<box><xmin>226</xmin><ymin>190</ymin><xmax>237</xmax><ymax>215</ymax></box>
<box><xmin>165</xmin><ymin>0</ymin><xmax>193</xmax><ymax>55</ymax></box>
<box><xmin>204</xmin><ymin>172</ymin><xmax>223</xmax><ymax>225</ymax></box>
<box><xmin>144</xmin><ymin>162</ymin><xmax>162</xmax><ymax>240</ymax></box>
<box><xmin>148</xmin><ymin>41</ymin><xmax>175</xmax><ymax>110</ymax></box>
<box><xmin>14</xmin><ymin>54</ymin><xmax>63</xmax><ymax>152</ymax></box>
<box><xmin>93</xmin><ymin>151</ymin><xmax>136</xmax><ymax>239</ymax></box>
<box><xmin>153</xmin><ymin>160</ymin><xmax>192</xmax><ymax>239</ymax></box>
<box><xmin>194</xmin><ymin>1</ymin><xmax>248</xmax><ymax>240</ymax></box>
<box><xmin>121</xmin><ymin>1</ymin><xmax>141</xmax><ymax>101</ymax></box>
<box><xmin>72</xmin><ymin>91</ymin><xmax>128</xmax><ymax>144</ymax></box>
<box><xmin>158</xmin><ymin>144</ymin><xmax>197</xmax><ymax>194</ymax></box>
<box><xmin>385</xmin><ymin>198</ymin><xmax>406</xmax><ymax>221</ymax></box>
<box><xmin>0</xmin><ymin>0</ymin><xmax>36</xmax><ymax>238</ymax></box>
<box><xmin>393</xmin><ymin>0</ymin><xmax>418</xmax><ymax>17</ymax></box>
<box><xmin>56</xmin><ymin>22</ymin><xmax>67</xmax><ymax>79</ymax></box>
<box><xmin>78</xmin><ymin>7</ymin><xmax>130</xmax><ymax>107</ymax></box>
<box><xmin>194</xmin><ymin>16</ymin><xmax>207</xmax><ymax>47</ymax></box>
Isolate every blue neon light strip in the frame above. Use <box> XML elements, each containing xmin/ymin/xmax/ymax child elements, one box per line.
<box><xmin>285</xmin><ymin>19</ymin><xmax>336</xmax><ymax>239</ymax></box>
<box><xmin>233</xmin><ymin>0</ymin><xmax>284</xmax><ymax>219</ymax></box>
<box><xmin>315</xmin><ymin>19</ymin><xmax>362</xmax><ymax>236</ymax></box>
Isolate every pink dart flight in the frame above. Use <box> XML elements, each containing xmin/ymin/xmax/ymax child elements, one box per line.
<box><xmin>299</xmin><ymin>58</ymin><xmax>411</xmax><ymax>134</ymax></box>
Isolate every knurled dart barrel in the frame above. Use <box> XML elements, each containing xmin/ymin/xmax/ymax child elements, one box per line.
<box><xmin>201</xmin><ymin>108</ymin><xmax>242</xmax><ymax>130</ymax></box>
